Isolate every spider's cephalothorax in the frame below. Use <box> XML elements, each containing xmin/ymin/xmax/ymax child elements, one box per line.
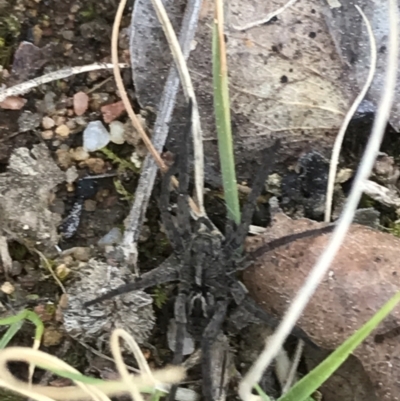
<box><xmin>84</xmin><ymin>104</ymin><xmax>334</xmax><ymax>400</ymax></box>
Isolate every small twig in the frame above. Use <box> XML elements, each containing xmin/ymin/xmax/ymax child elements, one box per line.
<box><xmin>230</xmin><ymin>0</ymin><xmax>298</xmax><ymax>31</ymax></box>
<box><xmin>35</xmin><ymin>250</ymin><xmax>66</xmax><ymax>294</ymax></box>
<box><xmin>281</xmin><ymin>340</ymin><xmax>304</xmax><ymax>394</ymax></box>
<box><xmin>324</xmin><ymin>6</ymin><xmax>377</xmax><ymax>222</ymax></box>
<box><xmin>150</xmin><ymin>0</ymin><xmax>205</xmax><ymax>215</ymax></box>
<box><xmin>0</xmin><ymin>63</ymin><xmax>129</xmax><ymax>102</ymax></box>
<box><xmin>118</xmin><ymin>0</ymin><xmax>202</xmax><ymax>266</ymax></box>
<box><xmin>239</xmin><ymin>1</ymin><xmax>399</xmax><ymax>398</ymax></box>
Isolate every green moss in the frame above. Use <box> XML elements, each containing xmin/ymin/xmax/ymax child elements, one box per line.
<box><xmin>152</xmin><ymin>285</ymin><xmax>168</xmax><ymax>309</ymax></box>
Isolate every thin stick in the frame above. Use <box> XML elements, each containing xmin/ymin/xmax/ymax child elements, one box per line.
<box><xmin>121</xmin><ymin>0</ymin><xmax>203</xmax><ymax>252</ymax></box>
<box><xmin>150</xmin><ymin>0</ymin><xmax>205</xmax><ymax>215</ymax></box>
<box><xmin>324</xmin><ymin>6</ymin><xmax>377</xmax><ymax>222</ymax></box>
<box><xmin>231</xmin><ymin>0</ymin><xmax>298</xmax><ymax>31</ymax></box>
<box><xmin>111</xmin><ymin>0</ymin><xmax>200</xmax><ymax>217</ymax></box>
<box><xmin>239</xmin><ymin>1</ymin><xmax>399</xmax><ymax>399</ymax></box>
<box><xmin>111</xmin><ymin>0</ymin><xmax>167</xmax><ymax>173</ymax></box>
<box><xmin>0</xmin><ymin>63</ymin><xmax>129</xmax><ymax>102</ymax></box>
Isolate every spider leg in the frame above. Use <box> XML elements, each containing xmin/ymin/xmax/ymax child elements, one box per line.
<box><xmin>224</xmin><ymin>141</ymin><xmax>280</xmax><ymax>254</ymax></box>
<box><xmin>167</xmin><ymin>289</ymin><xmax>188</xmax><ymax>401</ymax></box>
<box><xmin>160</xmin><ymin>161</ymin><xmax>185</xmax><ymax>252</ymax></box>
<box><xmin>83</xmin><ymin>255</ymin><xmax>179</xmax><ymax>307</ymax></box>
<box><xmin>201</xmin><ymin>299</ymin><xmax>228</xmax><ymax>401</ymax></box>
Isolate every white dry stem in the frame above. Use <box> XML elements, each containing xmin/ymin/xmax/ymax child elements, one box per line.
<box><xmin>238</xmin><ymin>1</ymin><xmax>399</xmax><ymax>399</ymax></box>
<box><xmin>0</xmin><ymin>63</ymin><xmax>129</xmax><ymax>102</ymax></box>
<box><xmin>110</xmin><ymin>329</ymin><xmax>155</xmax><ymax>401</ymax></box>
<box><xmin>281</xmin><ymin>340</ymin><xmax>304</xmax><ymax>394</ymax></box>
<box><xmin>0</xmin><ymin>336</ymin><xmax>185</xmax><ymax>400</ymax></box>
<box><xmin>325</xmin><ymin>6</ymin><xmax>377</xmax><ymax>222</ymax></box>
<box><xmin>231</xmin><ymin>0</ymin><xmax>299</xmax><ymax>31</ymax></box>
<box><xmin>150</xmin><ymin>0</ymin><xmax>205</xmax><ymax>216</ymax></box>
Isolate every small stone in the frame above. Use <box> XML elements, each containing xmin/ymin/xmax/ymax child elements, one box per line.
<box><xmin>56</xmin><ymin>264</ymin><xmax>71</xmax><ymax>280</ymax></box>
<box><xmin>44</xmin><ymin>91</ymin><xmax>56</xmax><ymax>113</ymax></box>
<box><xmin>0</xmin><ymin>96</ymin><xmax>27</xmax><ymax>110</ymax></box>
<box><xmin>43</xmin><ymin>326</ymin><xmax>63</xmax><ymax>347</ymax></box>
<box><xmin>61</xmin><ymin>30</ymin><xmax>74</xmax><ymax>41</ymax></box>
<box><xmin>65</xmin><ymin>166</ymin><xmax>79</xmax><ymax>184</ymax></box>
<box><xmin>98</xmin><ymin>227</ymin><xmax>122</xmax><ymax>246</ymax></box>
<box><xmin>56</xmin><ymin>149</ymin><xmax>73</xmax><ymax>169</ymax></box>
<box><xmin>18</xmin><ymin>111</ymin><xmax>41</xmax><ymax>132</ymax></box>
<box><xmin>83</xmin><ymin>121</ymin><xmax>110</xmax><ymax>151</ymax></box>
<box><xmin>72</xmin><ymin>247</ymin><xmax>91</xmax><ymax>261</ymax></box>
<box><xmin>70</xmin><ymin>146</ymin><xmax>89</xmax><ymax>161</ymax></box>
<box><xmin>101</xmin><ymin>101</ymin><xmax>126</xmax><ymax>123</ymax></box>
<box><xmin>109</xmin><ymin>120</ymin><xmax>125</xmax><ymax>144</ymax></box>
<box><xmin>41</xmin><ymin>130</ymin><xmax>54</xmax><ymax>140</ymax></box>
<box><xmin>84</xmin><ymin>199</ymin><xmax>97</xmax><ymax>212</ymax></box>
<box><xmin>84</xmin><ymin>157</ymin><xmax>105</xmax><ymax>174</ymax></box>
<box><xmin>73</xmin><ymin>91</ymin><xmax>89</xmax><ymax>116</ymax></box>
<box><xmin>55</xmin><ymin>124</ymin><xmax>70</xmax><ymax>137</ymax></box>
<box><xmin>54</xmin><ymin>116</ymin><xmax>66</xmax><ymax>126</ymax></box>
<box><xmin>1</xmin><ymin>282</ymin><xmax>14</xmax><ymax>294</ymax></box>
<box><xmin>42</xmin><ymin>116</ymin><xmax>55</xmax><ymax>129</ymax></box>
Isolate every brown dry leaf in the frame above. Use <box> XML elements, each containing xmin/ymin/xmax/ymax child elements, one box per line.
<box><xmin>131</xmin><ymin>0</ymin><xmax>355</xmax><ymax>181</ymax></box>
<box><xmin>73</xmin><ymin>91</ymin><xmax>89</xmax><ymax>116</ymax></box>
<box><xmin>0</xmin><ymin>96</ymin><xmax>27</xmax><ymax>110</ymax></box>
<box><xmin>101</xmin><ymin>101</ymin><xmax>126</xmax><ymax>123</ymax></box>
<box><xmin>243</xmin><ymin>213</ymin><xmax>400</xmax><ymax>401</ymax></box>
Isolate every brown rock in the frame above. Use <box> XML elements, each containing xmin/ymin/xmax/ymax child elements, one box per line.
<box><xmin>243</xmin><ymin>213</ymin><xmax>400</xmax><ymax>401</ymax></box>
<box><xmin>101</xmin><ymin>101</ymin><xmax>126</xmax><ymax>123</ymax></box>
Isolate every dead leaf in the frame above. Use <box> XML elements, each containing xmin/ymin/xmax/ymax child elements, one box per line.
<box><xmin>101</xmin><ymin>101</ymin><xmax>126</xmax><ymax>123</ymax></box>
<box><xmin>323</xmin><ymin>0</ymin><xmax>400</xmax><ymax>130</ymax></box>
<box><xmin>0</xmin><ymin>96</ymin><xmax>27</xmax><ymax>110</ymax></box>
<box><xmin>73</xmin><ymin>91</ymin><xmax>89</xmax><ymax>116</ymax></box>
<box><xmin>243</xmin><ymin>213</ymin><xmax>400</xmax><ymax>400</ymax></box>
<box><xmin>130</xmin><ymin>0</ymin><xmax>355</xmax><ymax>182</ymax></box>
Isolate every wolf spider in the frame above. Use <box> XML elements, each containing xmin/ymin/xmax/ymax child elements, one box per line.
<box><xmin>84</xmin><ymin>106</ymin><xmax>333</xmax><ymax>400</ymax></box>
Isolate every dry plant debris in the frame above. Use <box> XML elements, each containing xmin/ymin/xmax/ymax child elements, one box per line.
<box><xmin>131</xmin><ymin>0</ymin><xmax>357</xmax><ymax>181</ymax></box>
<box><xmin>63</xmin><ymin>258</ymin><xmax>155</xmax><ymax>348</ymax></box>
<box><xmin>243</xmin><ymin>212</ymin><xmax>400</xmax><ymax>400</ymax></box>
<box><xmin>0</xmin><ymin>143</ymin><xmax>65</xmax><ymax>251</ymax></box>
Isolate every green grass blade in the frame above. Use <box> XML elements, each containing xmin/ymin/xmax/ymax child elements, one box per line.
<box><xmin>0</xmin><ymin>321</ymin><xmax>24</xmax><ymax>349</ymax></box>
<box><xmin>278</xmin><ymin>290</ymin><xmax>400</xmax><ymax>401</ymax></box>
<box><xmin>212</xmin><ymin>17</ymin><xmax>240</xmax><ymax>224</ymax></box>
<box><xmin>0</xmin><ymin>310</ymin><xmax>44</xmax><ymax>343</ymax></box>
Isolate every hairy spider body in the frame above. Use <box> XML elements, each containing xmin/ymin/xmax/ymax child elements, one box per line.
<box><xmin>84</xmin><ymin>104</ymin><xmax>334</xmax><ymax>400</ymax></box>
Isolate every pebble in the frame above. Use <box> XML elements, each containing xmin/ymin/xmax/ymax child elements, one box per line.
<box><xmin>55</xmin><ymin>124</ymin><xmax>70</xmax><ymax>137</ymax></box>
<box><xmin>84</xmin><ymin>199</ymin><xmax>97</xmax><ymax>212</ymax></box>
<box><xmin>1</xmin><ymin>282</ymin><xmax>14</xmax><ymax>295</ymax></box>
<box><xmin>73</xmin><ymin>91</ymin><xmax>89</xmax><ymax>116</ymax></box>
<box><xmin>70</xmin><ymin>146</ymin><xmax>89</xmax><ymax>161</ymax></box>
<box><xmin>83</xmin><ymin>121</ymin><xmax>110</xmax><ymax>152</ymax></box>
<box><xmin>41</xmin><ymin>130</ymin><xmax>54</xmax><ymax>140</ymax></box>
<box><xmin>109</xmin><ymin>120</ymin><xmax>125</xmax><ymax>144</ymax></box>
<box><xmin>43</xmin><ymin>91</ymin><xmax>56</xmax><ymax>113</ymax></box>
<box><xmin>97</xmin><ymin>227</ymin><xmax>122</xmax><ymax>246</ymax></box>
<box><xmin>84</xmin><ymin>157</ymin><xmax>105</xmax><ymax>174</ymax></box>
<box><xmin>18</xmin><ymin>111</ymin><xmax>41</xmax><ymax>132</ymax></box>
<box><xmin>42</xmin><ymin>116</ymin><xmax>55</xmax><ymax>129</ymax></box>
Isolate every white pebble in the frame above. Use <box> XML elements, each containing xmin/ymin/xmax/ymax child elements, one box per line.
<box><xmin>109</xmin><ymin>120</ymin><xmax>126</xmax><ymax>144</ymax></box>
<box><xmin>97</xmin><ymin>227</ymin><xmax>122</xmax><ymax>246</ymax></box>
<box><xmin>83</xmin><ymin>121</ymin><xmax>110</xmax><ymax>152</ymax></box>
